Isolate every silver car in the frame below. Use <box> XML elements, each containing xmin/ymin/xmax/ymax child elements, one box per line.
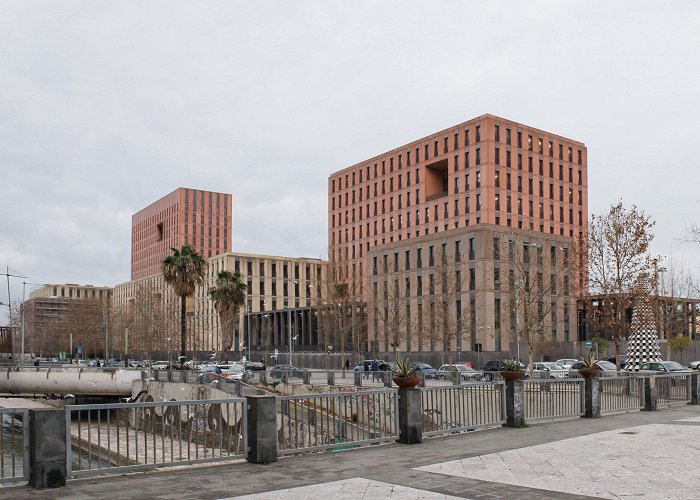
<box><xmin>528</xmin><ymin>362</ymin><xmax>569</xmax><ymax>379</ymax></box>
<box><xmin>437</xmin><ymin>364</ymin><xmax>482</xmax><ymax>381</ymax></box>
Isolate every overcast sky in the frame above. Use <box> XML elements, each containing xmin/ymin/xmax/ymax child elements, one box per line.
<box><xmin>2</xmin><ymin>1</ymin><xmax>700</xmax><ymax>306</ymax></box>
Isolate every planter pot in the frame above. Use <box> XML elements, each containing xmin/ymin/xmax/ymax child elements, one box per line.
<box><xmin>579</xmin><ymin>368</ymin><xmax>601</xmax><ymax>378</ymax></box>
<box><xmin>392</xmin><ymin>376</ymin><xmax>422</xmax><ymax>389</ymax></box>
<box><xmin>500</xmin><ymin>371</ymin><xmax>526</xmax><ymax>381</ymax></box>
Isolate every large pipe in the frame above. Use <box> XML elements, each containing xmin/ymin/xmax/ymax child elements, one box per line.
<box><xmin>0</xmin><ymin>368</ymin><xmax>144</xmax><ymax>396</ymax></box>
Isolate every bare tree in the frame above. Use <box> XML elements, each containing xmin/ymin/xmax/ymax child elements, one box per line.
<box><xmin>428</xmin><ymin>252</ymin><xmax>471</xmax><ymax>364</ymax></box>
<box><xmin>584</xmin><ymin>202</ymin><xmax>660</xmax><ymax>370</ymax></box>
<box><xmin>370</xmin><ymin>260</ymin><xmax>411</xmax><ymax>359</ymax></box>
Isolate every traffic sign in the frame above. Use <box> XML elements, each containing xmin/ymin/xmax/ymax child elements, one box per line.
<box><xmin>585</xmin><ymin>341</ymin><xmax>592</xmax><ymax>349</ymax></box>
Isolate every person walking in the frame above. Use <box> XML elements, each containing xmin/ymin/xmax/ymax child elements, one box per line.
<box><xmin>371</xmin><ymin>359</ymin><xmax>380</xmax><ymax>382</ymax></box>
<box><xmin>363</xmin><ymin>360</ymin><xmax>370</xmax><ymax>379</ymax></box>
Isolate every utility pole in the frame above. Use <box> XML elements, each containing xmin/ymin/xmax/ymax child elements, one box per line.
<box><xmin>2</xmin><ymin>267</ymin><xmax>28</xmax><ymax>361</ymax></box>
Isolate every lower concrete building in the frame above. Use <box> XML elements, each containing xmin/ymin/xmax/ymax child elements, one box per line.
<box><xmin>366</xmin><ymin>224</ymin><xmax>578</xmax><ymax>360</ymax></box>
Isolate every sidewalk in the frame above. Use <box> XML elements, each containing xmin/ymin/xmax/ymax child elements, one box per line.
<box><xmin>2</xmin><ymin>405</ymin><xmax>700</xmax><ymax>499</ymax></box>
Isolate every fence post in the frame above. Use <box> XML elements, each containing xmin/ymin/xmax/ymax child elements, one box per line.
<box><xmin>583</xmin><ymin>376</ymin><xmax>601</xmax><ymax>418</ymax></box>
<box><xmin>327</xmin><ymin>371</ymin><xmax>335</xmax><ymax>386</ymax></box>
<box><xmin>690</xmin><ymin>373</ymin><xmax>700</xmax><ymax>405</ymax></box>
<box><xmin>354</xmin><ymin>371</ymin><xmax>363</xmax><ymax>387</ymax></box>
<box><xmin>396</xmin><ymin>388</ymin><xmax>422</xmax><ymax>444</ymax></box>
<box><xmin>246</xmin><ymin>395</ymin><xmax>278</xmax><ymax>464</ymax></box>
<box><xmin>302</xmin><ymin>371</ymin><xmax>311</xmax><ymax>385</ymax></box>
<box><xmin>281</xmin><ymin>372</ymin><xmax>289</xmax><ymax>384</ymax></box>
<box><xmin>644</xmin><ymin>376</ymin><xmax>658</xmax><ymax>411</ymax></box>
<box><xmin>450</xmin><ymin>371</ymin><xmax>460</xmax><ymax>385</ymax></box>
<box><xmin>260</xmin><ymin>371</ymin><xmax>267</xmax><ymax>385</ymax></box>
<box><xmin>503</xmin><ymin>379</ymin><xmax>524</xmax><ymax>427</ymax></box>
<box><xmin>383</xmin><ymin>371</ymin><xmax>393</xmax><ymax>388</ymax></box>
<box><xmin>28</xmin><ymin>408</ymin><xmax>66</xmax><ymax>488</ymax></box>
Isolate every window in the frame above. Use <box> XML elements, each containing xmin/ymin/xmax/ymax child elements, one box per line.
<box><xmin>476</xmin><ymin>125</ymin><xmax>481</xmax><ymax>142</ymax></box>
<box><xmin>468</xmin><ymin>237</ymin><xmax>475</xmax><ymax>260</ymax></box>
<box><xmin>455</xmin><ymin>240</ymin><xmax>461</xmax><ymax>262</ymax></box>
<box><xmin>405</xmin><ymin>250</ymin><xmax>411</xmax><ymax>270</ymax></box>
<box><xmin>493</xmin><ymin>237</ymin><xmax>500</xmax><ymax>260</ymax></box>
<box><xmin>495</xmin><ymin>147</ymin><xmax>500</xmax><ymax>165</ymax></box>
<box><xmin>429</xmin><ymin>245</ymin><xmax>435</xmax><ymax>266</ymax></box>
<box><xmin>469</xmin><ymin>268</ymin><xmax>476</xmax><ymax>290</ymax></box>
<box><xmin>506</xmin><ymin>127</ymin><xmax>511</xmax><ymax>145</ymax></box>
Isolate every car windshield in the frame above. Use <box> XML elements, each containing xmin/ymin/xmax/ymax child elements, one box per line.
<box><xmin>542</xmin><ymin>362</ymin><xmax>565</xmax><ymax>370</ymax></box>
<box><xmin>229</xmin><ymin>365</ymin><xmax>245</xmax><ymax>372</ymax></box>
<box><xmin>664</xmin><ymin>362</ymin><xmax>686</xmax><ymax>371</ymax></box>
<box><xmin>416</xmin><ymin>363</ymin><xmax>433</xmax><ymax>369</ymax></box>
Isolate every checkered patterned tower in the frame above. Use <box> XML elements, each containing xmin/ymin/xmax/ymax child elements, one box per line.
<box><xmin>625</xmin><ymin>277</ymin><xmax>662</xmax><ymax>372</ymax></box>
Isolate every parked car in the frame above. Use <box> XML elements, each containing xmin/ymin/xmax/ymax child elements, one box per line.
<box><xmin>412</xmin><ymin>362</ymin><xmax>438</xmax><ymax>379</ymax></box>
<box><xmin>688</xmin><ymin>360</ymin><xmax>700</xmax><ymax>370</ymax></box>
<box><xmin>221</xmin><ymin>364</ymin><xmax>251</xmax><ymax>381</ymax></box>
<box><xmin>269</xmin><ymin>364</ymin><xmax>305</xmax><ymax>379</ymax></box>
<box><xmin>354</xmin><ymin>360</ymin><xmax>386</xmax><ymax>371</ymax></box>
<box><xmin>245</xmin><ymin>361</ymin><xmax>266</xmax><ymax>371</ymax></box>
<box><xmin>482</xmin><ymin>359</ymin><xmax>527</xmax><ymax>380</ymax></box>
<box><xmin>569</xmin><ymin>360</ymin><xmax>618</xmax><ymax>377</ymax></box>
<box><xmin>555</xmin><ymin>359</ymin><xmax>578</xmax><ymax>370</ymax></box>
<box><xmin>437</xmin><ymin>364</ymin><xmax>482</xmax><ymax>381</ymax></box>
<box><xmin>606</xmin><ymin>354</ymin><xmax>628</xmax><ymax>369</ymax></box>
<box><xmin>638</xmin><ymin>361</ymin><xmax>692</xmax><ymax>374</ymax></box>
<box><xmin>152</xmin><ymin>361</ymin><xmax>170</xmax><ymax>370</ymax></box>
<box><xmin>527</xmin><ymin>362</ymin><xmax>569</xmax><ymax>379</ymax></box>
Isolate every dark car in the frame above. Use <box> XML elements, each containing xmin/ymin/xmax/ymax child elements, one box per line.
<box><xmin>245</xmin><ymin>361</ymin><xmax>266</xmax><ymax>371</ymax></box>
<box><xmin>482</xmin><ymin>359</ymin><xmax>526</xmax><ymax>380</ymax></box>
<box><xmin>606</xmin><ymin>354</ymin><xmax>628</xmax><ymax>369</ymax></box>
<box><xmin>269</xmin><ymin>364</ymin><xmax>304</xmax><ymax>379</ymax></box>
<box><xmin>412</xmin><ymin>362</ymin><xmax>437</xmax><ymax>379</ymax></box>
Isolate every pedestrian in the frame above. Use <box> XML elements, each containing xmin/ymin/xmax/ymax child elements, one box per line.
<box><xmin>371</xmin><ymin>359</ymin><xmax>380</xmax><ymax>382</ymax></box>
<box><xmin>344</xmin><ymin>359</ymin><xmax>350</xmax><ymax>371</ymax></box>
<box><xmin>363</xmin><ymin>360</ymin><xmax>370</xmax><ymax>379</ymax></box>
<box><xmin>379</xmin><ymin>361</ymin><xmax>387</xmax><ymax>372</ymax></box>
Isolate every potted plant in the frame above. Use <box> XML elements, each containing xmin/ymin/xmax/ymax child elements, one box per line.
<box><xmin>392</xmin><ymin>355</ymin><xmax>421</xmax><ymax>388</ymax></box>
<box><xmin>500</xmin><ymin>358</ymin><xmax>526</xmax><ymax>381</ymax></box>
<box><xmin>578</xmin><ymin>351</ymin><xmax>600</xmax><ymax>378</ymax></box>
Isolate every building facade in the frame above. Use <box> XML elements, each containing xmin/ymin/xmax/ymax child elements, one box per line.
<box><xmin>328</xmin><ymin>114</ymin><xmax>588</xmax><ymax>355</ymax></box>
<box><xmin>113</xmin><ymin>252</ymin><xmax>324</xmax><ymax>359</ymax></box>
<box><xmin>131</xmin><ymin>187</ymin><xmax>233</xmax><ymax>280</ymax></box>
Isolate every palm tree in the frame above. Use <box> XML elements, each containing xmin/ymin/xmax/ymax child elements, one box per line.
<box><xmin>162</xmin><ymin>245</ymin><xmax>207</xmax><ymax>358</ymax></box>
<box><xmin>209</xmin><ymin>271</ymin><xmax>247</xmax><ymax>357</ymax></box>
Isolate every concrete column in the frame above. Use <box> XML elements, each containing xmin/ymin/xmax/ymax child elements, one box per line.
<box><xmin>396</xmin><ymin>388</ymin><xmax>422</xmax><ymax>444</ymax></box>
<box><xmin>246</xmin><ymin>395</ymin><xmax>278</xmax><ymax>464</ymax></box>
<box><xmin>354</xmin><ymin>371</ymin><xmax>363</xmax><ymax>387</ymax></box>
<box><xmin>260</xmin><ymin>371</ymin><xmax>267</xmax><ymax>384</ymax></box>
<box><xmin>281</xmin><ymin>372</ymin><xmax>289</xmax><ymax>384</ymax></box>
<box><xmin>28</xmin><ymin>408</ymin><xmax>66</xmax><ymax>488</ymax></box>
<box><xmin>584</xmin><ymin>376</ymin><xmax>601</xmax><ymax>418</ymax></box>
<box><xmin>690</xmin><ymin>373</ymin><xmax>700</xmax><ymax>405</ymax></box>
<box><xmin>644</xmin><ymin>376</ymin><xmax>658</xmax><ymax>411</ymax></box>
<box><xmin>383</xmin><ymin>371</ymin><xmax>393</xmax><ymax>388</ymax></box>
<box><xmin>327</xmin><ymin>371</ymin><xmax>335</xmax><ymax>386</ymax></box>
<box><xmin>302</xmin><ymin>371</ymin><xmax>311</xmax><ymax>385</ymax></box>
<box><xmin>504</xmin><ymin>379</ymin><xmax>525</xmax><ymax>427</ymax></box>
<box><xmin>450</xmin><ymin>371</ymin><xmax>460</xmax><ymax>385</ymax></box>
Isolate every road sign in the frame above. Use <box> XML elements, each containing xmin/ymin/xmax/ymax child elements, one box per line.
<box><xmin>585</xmin><ymin>341</ymin><xmax>592</xmax><ymax>349</ymax></box>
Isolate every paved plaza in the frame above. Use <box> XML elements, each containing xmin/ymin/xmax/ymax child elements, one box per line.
<box><xmin>2</xmin><ymin>405</ymin><xmax>700</xmax><ymax>499</ymax></box>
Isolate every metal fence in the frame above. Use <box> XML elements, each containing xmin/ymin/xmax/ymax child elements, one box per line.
<box><xmin>655</xmin><ymin>373</ymin><xmax>692</xmax><ymax>407</ymax></box>
<box><xmin>277</xmin><ymin>389</ymin><xmax>398</xmax><ymax>455</ymax></box>
<box><xmin>0</xmin><ymin>408</ymin><xmax>29</xmax><ymax>483</ymax></box>
<box><xmin>523</xmin><ymin>379</ymin><xmax>585</xmax><ymax>422</ymax></box>
<box><xmin>420</xmin><ymin>382</ymin><xmax>505</xmax><ymax>436</ymax></box>
<box><xmin>600</xmin><ymin>376</ymin><xmax>645</xmax><ymax>415</ymax></box>
<box><xmin>66</xmin><ymin>398</ymin><xmax>246</xmax><ymax>477</ymax></box>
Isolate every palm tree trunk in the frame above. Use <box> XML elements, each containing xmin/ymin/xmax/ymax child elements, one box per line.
<box><xmin>180</xmin><ymin>295</ymin><xmax>187</xmax><ymax>359</ymax></box>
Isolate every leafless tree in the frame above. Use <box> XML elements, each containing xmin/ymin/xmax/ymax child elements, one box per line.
<box><xmin>583</xmin><ymin>202</ymin><xmax>660</xmax><ymax>370</ymax></box>
<box><xmin>370</xmin><ymin>261</ymin><xmax>411</xmax><ymax>360</ymax></box>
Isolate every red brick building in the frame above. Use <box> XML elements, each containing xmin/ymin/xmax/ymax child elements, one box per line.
<box><xmin>328</xmin><ymin>114</ymin><xmax>588</xmax><ymax>356</ymax></box>
<box><xmin>131</xmin><ymin>188</ymin><xmax>232</xmax><ymax>280</ymax></box>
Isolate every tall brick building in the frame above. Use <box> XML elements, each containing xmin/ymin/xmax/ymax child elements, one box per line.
<box><xmin>328</xmin><ymin>114</ymin><xmax>588</xmax><ymax>356</ymax></box>
<box><xmin>131</xmin><ymin>188</ymin><xmax>233</xmax><ymax>280</ymax></box>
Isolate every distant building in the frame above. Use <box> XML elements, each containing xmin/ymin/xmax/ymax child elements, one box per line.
<box><xmin>328</xmin><ymin>114</ymin><xmax>588</xmax><ymax>355</ymax></box>
<box><xmin>113</xmin><ymin>252</ymin><xmax>325</xmax><ymax>358</ymax></box>
<box><xmin>24</xmin><ymin>283</ymin><xmax>112</xmax><ymax>358</ymax></box>
<box><xmin>131</xmin><ymin>188</ymin><xmax>233</xmax><ymax>280</ymax></box>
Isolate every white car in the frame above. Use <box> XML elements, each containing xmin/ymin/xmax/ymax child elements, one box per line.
<box><xmin>152</xmin><ymin>361</ymin><xmax>170</xmax><ymax>370</ymax></box>
<box><xmin>528</xmin><ymin>362</ymin><xmax>569</xmax><ymax>379</ymax></box>
<box><xmin>555</xmin><ymin>359</ymin><xmax>578</xmax><ymax>370</ymax></box>
<box><xmin>221</xmin><ymin>364</ymin><xmax>250</xmax><ymax>381</ymax></box>
<box><xmin>688</xmin><ymin>360</ymin><xmax>700</xmax><ymax>370</ymax></box>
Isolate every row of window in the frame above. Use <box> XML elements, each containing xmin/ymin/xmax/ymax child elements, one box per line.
<box><xmin>331</xmin><ymin>124</ymin><xmax>584</xmax><ymax>193</ymax></box>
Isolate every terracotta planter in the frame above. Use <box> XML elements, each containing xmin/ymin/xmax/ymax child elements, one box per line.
<box><xmin>579</xmin><ymin>368</ymin><xmax>601</xmax><ymax>378</ymax></box>
<box><xmin>500</xmin><ymin>370</ymin><xmax>526</xmax><ymax>381</ymax></box>
<box><xmin>392</xmin><ymin>376</ymin><xmax>422</xmax><ymax>389</ymax></box>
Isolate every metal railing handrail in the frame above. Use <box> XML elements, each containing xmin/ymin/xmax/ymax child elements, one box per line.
<box><xmin>0</xmin><ymin>407</ymin><xmax>29</xmax><ymax>483</ymax></box>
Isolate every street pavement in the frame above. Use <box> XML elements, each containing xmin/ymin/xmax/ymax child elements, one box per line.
<box><xmin>2</xmin><ymin>404</ymin><xmax>700</xmax><ymax>499</ymax></box>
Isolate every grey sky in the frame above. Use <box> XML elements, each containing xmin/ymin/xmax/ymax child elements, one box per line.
<box><xmin>2</xmin><ymin>1</ymin><xmax>699</xmax><ymax>305</ymax></box>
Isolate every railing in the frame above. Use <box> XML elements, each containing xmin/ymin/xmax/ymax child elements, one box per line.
<box><xmin>277</xmin><ymin>389</ymin><xmax>397</xmax><ymax>455</ymax></box>
<box><xmin>523</xmin><ymin>379</ymin><xmax>585</xmax><ymax>422</ymax></box>
<box><xmin>0</xmin><ymin>408</ymin><xmax>29</xmax><ymax>483</ymax></box>
<box><xmin>66</xmin><ymin>398</ymin><xmax>246</xmax><ymax>477</ymax></box>
<box><xmin>420</xmin><ymin>382</ymin><xmax>505</xmax><ymax>436</ymax></box>
<box><xmin>655</xmin><ymin>373</ymin><xmax>691</xmax><ymax>406</ymax></box>
<box><xmin>600</xmin><ymin>376</ymin><xmax>645</xmax><ymax>415</ymax></box>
